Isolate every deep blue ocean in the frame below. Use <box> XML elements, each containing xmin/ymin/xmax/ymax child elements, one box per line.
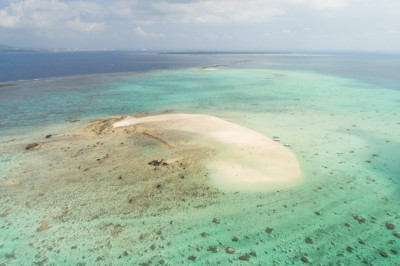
<box><xmin>1</xmin><ymin>51</ymin><xmax>399</xmax><ymax>90</ymax></box>
<box><xmin>0</xmin><ymin>51</ymin><xmax>217</xmax><ymax>83</ymax></box>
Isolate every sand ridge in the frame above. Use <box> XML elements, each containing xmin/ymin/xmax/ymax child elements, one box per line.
<box><xmin>114</xmin><ymin>114</ymin><xmax>302</xmax><ymax>192</ymax></box>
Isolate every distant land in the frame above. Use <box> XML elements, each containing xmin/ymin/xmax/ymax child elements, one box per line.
<box><xmin>160</xmin><ymin>51</ymin><xmax>289</xmax><ymax>55</ymax></box>
<box><xmin>0</xmin><ymin>43</ymin><xmax>40</xmax><ymax>53</ymax></box>
<box><xmin>0</xmin><ymin>45</ymin><xmax>291</xmax><ymax>55</ymax></box>
<box><xmin>0</xmin><ymin>44</ymin><xmax>121</xmax><ymax>53</ymax></box>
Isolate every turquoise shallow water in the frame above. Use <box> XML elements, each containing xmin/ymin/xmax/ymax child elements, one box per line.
<box><xmin>0</xmin><ymin>53</ymin><xmax>399</xmax><ymax>265</ymax></box>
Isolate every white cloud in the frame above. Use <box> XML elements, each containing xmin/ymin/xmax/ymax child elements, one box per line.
<box><xmin>0</xmin><ymin>0</ymin><xmax>354</xmax><ymax>31</ymax></box>
<box><xmin>0</xmin><ymin>0</ymin><xmax>145</xmax><ymax>31</ymax></box>
<box><xmin>206</xmin><ymin>33</ymin><xmax>219</xmax><ymax>40</ymax></box>
<box><xmin>70</xmin><ymin>1</ymin><xmax>105</xmax><ymax>18</ymax></box>
<box><xmin>363</xmin><ymin>32</ymin><xmax>376</xmax><ymax>38</ymax></box>
<box><xmin>1</xmin><ymin>0</ymin><xmax>399</xmax><ymax>51</ymax></box>
<box><xmin>290</xmin><ymin>0</ymin><xmax>348</xmax><ymax>10</ymax></box>
<box><xmin>195</xmin><ymin>15</ymin><xmax>225</xmax><ymax>23</ymax></box>
<box><xmin>150</xmin><ymin>0</ymin><xmax>352</xmax><ymax>24</ymax></box>
<box><xmin>134</xmin><ymin>25</ymin><xmax>166</xmax><ymax>38</ymax></box>
<box><xmin>385</xmin><ymin>30</ymin><xmax>399</xmax><ymax>35</ymax></box>
<box><xmin>157</xmin><ymin>33</ymin><xmax>166</xmax><ymax>38</ymax></box>
<box><xmin>0</xmin><ymin>9</ymin><xmax>19</xmax><ymax>27</ymax></box>
<box><xmin>223</xmin><ymin>33</ymin><xmax>232</xmax><ymax>39</ymax></box>
<box><xmin>0</xmin><ymin>0</ymin><xmax>107</xmax><ymax>31</ymax></box>
<box><xmin>66</xmin><ymin>18</ymin><xmax>104</xmax><ymax>32</ymax></box>
<box><xmin>110</xmin><ymin>4</ymin><xmax>132</xmax><ymax>19</ymax></box>
<box><xmin>134</xmin><ymin>25</ymin><xmax>147</xmax><ymax>36</ymax></box>
<box><xmin>0</xmin><ymin>0</ymin><xmax>69</xmax><ymax>28</ymax></box>
<box><xmin>131</xmin><ymin>19</ymin><xmax>156</xmax><ymax>25</ymax></box>
<box><xmin>151</xmin><ymin>0</ymin><xmax>285</xmax><ymax>23</ymax></box>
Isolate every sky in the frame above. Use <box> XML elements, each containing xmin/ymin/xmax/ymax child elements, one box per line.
<box><xmin>0</xmin><ymin>0</ymin><xmax>399</xmax><ymax>51</ymax></box>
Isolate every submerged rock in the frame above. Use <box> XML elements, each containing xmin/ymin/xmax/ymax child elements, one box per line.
<box><xmin>225</xmin><ymin>247</ymin><xmax>235</xmax><ymax>254</ymax></box>
<box><xmin>266</xmin><ymin>227</ymin><xmax>274</xmax><ymax>234</ymax></box>
<box><xmin>238</xmin><ymin>254</ymin><xmax>250</xmax><ymax>261</ymax></box>
<box><xmin>26</xmin><ymin>143</ymin><xmax>39</xmax><ymax>150</ymax></box>
<box><xmin>380</xmin><ymin>251</ymin><xmax>389</xmax><ymax>257</ymax></box>
<box><xmin>232</xmin><ymin>236</ymin><xmax>239</xmax><ymax>242</ymax></box>
<box><xmin>301</xmin><ymin>257</ymin><xmax>309</xmax><ymax>263</ymax></box>
<box><xmin>353</xmin><ymin>216</ymin><xmax>366</xmax><ymax>223</ymax></box>
<box><xmin>0</xmin><ymin>211</ymin><xmax>10</xmax><ymax>217</ymax></box>
<box><xmin>305</xmin><ymin>237</ymin><xmax>313</xmax><ymax>244</ymax></box>
<box><xmin>393</xmin><ymin>232</ymin><xmax>400</xmax><ymax>238</ymax></box>
<box><xmin>148</xmin><ymin>160</ymin><xmax>163</xmax><ymax>166</ymax></box>
<box><xmin>5</xmin><ymin>253</ymin><xmax>16</xmax><ymax>259</ymax></box>
<box><xmin>148</xmin><ymin>159</ymin><xmax>169</xmax><ymax>167</ymax></box>
<box><xmin>386</xmin><ymin>222</ymin><xmax>395</xmax><ymax>230</ymax></box>
<box><xmin>208</xmin><ymin>246</ymin><xmax>218</xmax><ymax>253</ymax></box>
<box><xmin>200</xmin><ymin>232</ymin><xmax>208</xmax><ymax>237</ymax></box>
<box><xmin>37</xmin><ymin>218</ymin><xmax>50</xmax><ymax>232</ymax></box>
<box><xmin>35</xmin><ymin>258</ymin><xmax>49</xmax><ymax>266</ymax></box>
<box><xmin>212</xmin><ymin>218</ymin><xmax>221</xmax><ymax>224</ymax></box>
<box><xmin>188</xmin><ymin>255</ymin><xmax>197</xmax><ymax>261</ymax></box>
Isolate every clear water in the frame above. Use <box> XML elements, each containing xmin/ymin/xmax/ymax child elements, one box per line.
<box><xmin>0</xmin><ymin>52</ymin><xmax>399</xmax><ymax>265</ymax></box>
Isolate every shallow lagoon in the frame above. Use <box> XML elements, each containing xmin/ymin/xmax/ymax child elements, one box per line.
<box><xmin>0</xmin><ymin>53</ymin><xmax>399</xmax><ymax>265</ymax></box>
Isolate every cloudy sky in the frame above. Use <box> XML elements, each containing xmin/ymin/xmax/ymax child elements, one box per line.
<box><xmin>0</xmin><ymin>0</ymin><xmax>399</xmax><ymax>51</ymax></box>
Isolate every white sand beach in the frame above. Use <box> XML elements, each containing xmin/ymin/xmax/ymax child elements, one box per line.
<box><xmin>114</xmin><ymin>114</ymin><xmax>301</xmax><ymax>191</ymax></box>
